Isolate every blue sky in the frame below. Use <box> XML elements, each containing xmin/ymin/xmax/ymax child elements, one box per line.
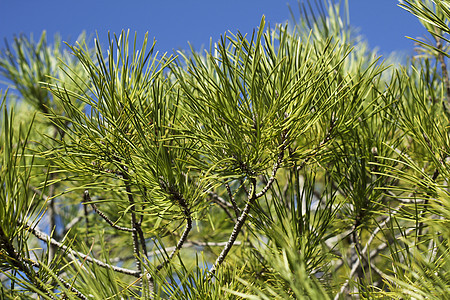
<box><xmin>0</xmin><ymin>1</ymin><xmax>428</xmax><ymax>60</ymax></box>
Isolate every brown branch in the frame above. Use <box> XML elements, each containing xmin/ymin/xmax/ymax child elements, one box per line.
<box><xmin>209</xmin><ymin>178</ymin><xmax>257</xmax><ymax>275</ymax></box>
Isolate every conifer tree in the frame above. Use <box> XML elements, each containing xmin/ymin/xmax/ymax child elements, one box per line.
<box><xmin>0</xmin><ymin>1</ymin><xmax>449</xmax><ymax>299</ymax></box>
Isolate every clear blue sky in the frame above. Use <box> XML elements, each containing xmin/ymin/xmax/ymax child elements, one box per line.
<box><xmin>0</xmin><ymin>1</ymin><xmax>428</xmax><ymax>60</ymax></box>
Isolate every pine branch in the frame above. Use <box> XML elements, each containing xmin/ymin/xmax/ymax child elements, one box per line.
<box><xmin>255</xmin><ymin>135</ymin><xmax>286</xmax><ymax>199</ymax></box>
<box><xmin>57</xmin><ymin>275</ymin><xmax>89</xmax><ymax>300</ymax></box>
<box><xmin>121</xmin><ymin>167</ymin><xmax>147</xmax><ymax>275</ymax></box>
<box><xmin>156</xmin><ymin>190</ymin><xmax>192</xmax><ymax>271</ymax></box>
<box><xmin>208</xmin><ymin>190</ymin><xmax>238</xmax><ymax>221</ymax></box>
<box><xmin>207</xmin><ymin>134</ymin><xmax>287</xmax><ymax>276</ymax></box>
<box><xmin>209</xmin><ymin>178</ymin><xmax>257</xmax><ymax>275</ymax></box>
<box><xmin>24</xmin><ymin>222</ymin><xmax>141</xmax><ymax>277</ymax></box>
<box><xmin>83</xmin><ymin>190</ymin><xmax>134</xmax><ymax>232</ymax></box>
<box><xmin>225</xmin><ymin>182</ymin><xmax>240</xmax><ymax>218</ymax></box>
<box><xmin>0</xmin><ymin>226</ymin><xmax>57</xmax><ymax>299</ymax></box>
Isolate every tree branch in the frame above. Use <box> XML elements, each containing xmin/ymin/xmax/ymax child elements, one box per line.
<box><xmin>156</xmin><ymin>190</ymin><xmax>192</xmax><ymax>271</ymax></box>
<box><xmin>24</xmin><ymin>222</ymin><xmax>141</xmax><ymax>277</ymax></box>
<box><xmin>0</xmin><ymin>226</ymin><xmax>57</xmax><ymax>299</ymax></box>
<box><xmin>56</xmin><ymin>275</ymin><xmax>89</xmax><ymax>300</ymax></box>
<box><xmin>208</xmin><ymin>190</ymin><xmax>238</xmax><ymax>221</ymax></box>
<box><xmin>121</xmin><ymin>167</ymin><xmax>147</xmax><ymax>276</ymax></box>
<box><xmin>209</xmin><ymin>178</ymin><xmax>257</xmax><ymax>275</ymax></box>
<box><xmin>255</xmin><ymin>136</ymin><xmax>286</xmax><ymax>199</ymax></box>
<box><xmin>83</xmin><ymin>190</ymin><xmax>134</xmax><ymax>232</ymax></box>
<box><xmin>225</xmin><ymin>182</ymin><xmax>240</xmax><ymax>219</ymax></box>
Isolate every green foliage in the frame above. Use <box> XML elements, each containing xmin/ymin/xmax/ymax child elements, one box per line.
<box><xmin>1</xmin><ymin>1</ymin><xmax>449</xmax><ymax>299</ymax></box>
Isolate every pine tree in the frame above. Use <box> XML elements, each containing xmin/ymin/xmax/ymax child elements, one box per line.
<box><xmin>0</xmin><ymin>1</ymin><xmax>449</xmax><ymax>299</ymax></box>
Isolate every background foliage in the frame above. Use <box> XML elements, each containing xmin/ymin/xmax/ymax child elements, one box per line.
<box><xmin>0</xmin><ymin>1</ymin><xmax>449</xmax><ymax>299</ymax></box>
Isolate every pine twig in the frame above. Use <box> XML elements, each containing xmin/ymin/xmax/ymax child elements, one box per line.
<box><xmin>255</xmin><ymin>137</ymin><xmax>286</xmax><ymax>199</ymax></box>
<box><xmin>0</xmin><ymin>226</ymin><xmax>57</xmax><ymax>299</ymax></box>
<box><xmin>57</xmin><ymin>275</ymin><xmax>89</xmax><ymax>300</ymax></box>
<box><xmin>208</xmin><ymin>134</ymin><xmax>286</xmax><ymax>275</ymax></box>
<box><xmin>208</xmin><ymin>190</ymin><xmax>237</xmax><ymax>221</ymax></box>
<box><xmin>83</xmin><ymin>190</ymin><xmax>134</xmax><ymax>232</ymax></box>
<box><xmin>226</xmin><ymin>182</ymin><xmax>240</xmax><ymax>219</ymax></box>
<box><xmin>209</xmin><ymin>178</ymin><xmax>257</xmax><ymax>275</ymax></box>
<box><xmin>156</xmin><ymin>191</ymin><xmax>192</xmax><ymax>271</ymax></box>
<box><xmin>121</xmin><ymin>167</ymin><xmax>147</xmax><ymax>276</ymax></box>
<box><xmin>25</xmin><ymin>222</ymin><xmax>140</xmax><ymax>277</ymax></box>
